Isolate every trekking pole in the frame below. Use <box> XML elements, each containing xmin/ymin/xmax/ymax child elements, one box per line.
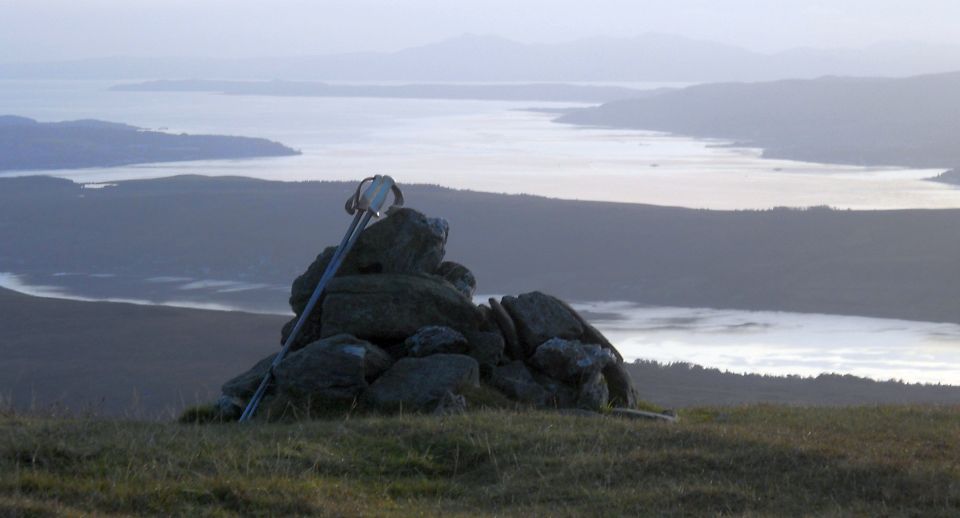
<box><xmin>238</xmin><ymin>175</ymin><xmax>403</xmax><ymax>422</ymax></box>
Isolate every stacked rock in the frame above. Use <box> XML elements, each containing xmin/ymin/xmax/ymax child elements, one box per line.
<box><xmin>217</xmin><ymin>208</ymin><xmax>639</xmax><ymax>419</ymax></box>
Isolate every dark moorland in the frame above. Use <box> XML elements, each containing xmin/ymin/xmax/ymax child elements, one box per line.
<box><xmin>0</xmin><ymin>115</ymin><xmax>299</xmax><ymax>171</ymax></box>
<box><xmin>560</xmin><ymin>70</ymin><xmax>960</xmax><ymax>168</ymax></box>
<box><xmin>0</xmin><ymin>287</ymin><xmax>286</xmax><ymax>416</ymax></box>
<box><xmin>4</xmin><ymin>175</ymin><xmax>960</xmax><ymax>324</ymax></box>
<box><xmin>931</xmin><ymin>168</ymin><xmax>960</xmax><ymax>185</ymax></box>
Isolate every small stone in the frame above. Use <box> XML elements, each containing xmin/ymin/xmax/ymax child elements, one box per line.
<box><xmin>280</xmin><ymin>314</ymin><xmax>324</xmax><ymax>352</ymax></box>
<box><xmin>530</xmin><ymin>371</ymin><xmax>579</xmax><ymax>409</ymax></box>
<box><xmin>465</xmin><ymin>331</ymin><xmax>505</xmax><ymax>370</ymax></box>
<box><xmin>215</xmin><ymin>394</ymin><xmax>244</xmax><ymax>421</ymax></box>
<box><xmin>435</xmin><ymin>261</ymin><xmax>477</xmax><ymax>298</ymax></box>
<box><xmin>529</xmin><ymin>338</ymin><xmax>615</xmax><ymax>384</ymax></box>
<box><xmin>549</xmin><ymin>296</ymin><xmax>625</xmax><ymax>362</ymax></box>
<box><xmin>404</xmin><ymin>326</ymin><xmax>469</xmax><ymax>357</ymax></box>
<box><xmin>489</xmin><ymin>297</ymin><xmax>524</xmax><ymax>361</ymax></box>
<box><xmin>490</xmin><ymin>361</ymin><xmax>549</xmax><ymax>405</ymax></box>
<box><xmin>576</xmin><ymin>372</ymin><xmax>609</xmax><ymax>411</ymax></box>
<box><xmin>433</xmin><ymin>390</ymin><xmax>467</xmax><ymax>416</ymax></box>
<box><xmin>221</xmin><ymin>353</ymin><xmax>277</xmax><ymax>400</ymax></box>
<box><xmin>477</xmin><ymin>304</ymin><xmax>499</xmax><ymax>333</ymax></box>
<box><xmin>603</xmin><ymin>361</ymin><xmax>640</xmax><ymax>409</ymax></box>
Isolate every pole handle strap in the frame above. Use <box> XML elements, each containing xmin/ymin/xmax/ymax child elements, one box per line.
<box><xmin>345</xmin><ymin>175</ymin><xmax>404</xmax><ymax>217</ymax></box>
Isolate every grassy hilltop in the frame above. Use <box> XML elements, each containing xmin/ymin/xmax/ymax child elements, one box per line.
<box><xmin>3</xmin><ymin>406</ymin><xmax>960</xmax><ymax>516</ymax></box>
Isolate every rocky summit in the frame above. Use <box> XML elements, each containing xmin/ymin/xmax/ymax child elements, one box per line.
<box><xmin>216</xmin><ymin>207</ymin><xmax>642</xmax><ymax>420</ymax></box>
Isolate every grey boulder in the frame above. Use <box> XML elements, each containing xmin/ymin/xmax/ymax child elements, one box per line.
<box><xmin>490</xmin><ymin>361</ymin><xmax>549</xmax><ymax>405</ymax></box>
<box><xmin>435</xmin><ymin>261</ymin><xmax>477</xmax><ymax>298</ymax></box>
<box><xmin>289</xmin><ymin>208</ymin><xmax>448</xmax><ymax>315</ymax></box>
<box><xmin>465</xmin><ymin>331</ymin><xmax>505</xmax><ymax>371</ymax></box>
<box><xmin>576</xmin><ymin>372</ymin><xmax>610</xmax><ymax>411</ymax></box>
<box><xmin>273</xmin><ymin>334</ymin><xmax>393</xmax><ymax>402</ymax></box>
<box><xmin>501</xmin><ymin>292</ymin><xmax>584</xmax><ymax>356</ymax></box>
<box><xmin>215</xmin><ymin>394</ymin><xmax>244</xmax><ymax>420</ymax></box>
<box><xmin>489</xmin><ymin>297</ymin><xmax>524</xmax><ymax>361</ymax></box>
<box><xmin>530</xmin><ymin>371</ymin><xmax>579</xmax><ymax>409</ymax></box>
<box><xmin>529</xmin><ymin>338</ymin><xmax>616</xmax><ymax>384</ymax></box>
<box><xmin>364</xmin><ymin>354</ymin><xmax>480</xmax><ymax>412</ymax></box>
<box><xmin>320</xmin><ymin>274</ymin><xmax>481</xmax><ymax>342</ymax></box>
<box><xmin>279</xmin><ymin>314</ymin><xmax>324</xmax><ymax>352</ymax></box>
<box><xmin>433</xmin><ymin>390</ymin><xmax>468</xmax><ymax>416</ymax></box>
<box><xmin>221</xmin><ymin>353</ymin><xmax>277</xmax><ymax>400</ymax></box>
<box><xmin>603</xmin><ymin>361</ymin><xmax>640</xmax><ymax>409</ymax></box>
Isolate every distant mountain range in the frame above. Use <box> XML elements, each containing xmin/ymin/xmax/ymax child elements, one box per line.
<box><xmin>112</xmin><ymin>79</ymin><xmax>654</xmax><ymax>103</ymax></box>
<box><xmin>0</xmin><ymin>115</ymin><xmax>298</xmax><ymax>171</ymax></box>
<box><xmin>4</xmin><ymin>34</ymin><xmax>960</xmax><ymax>82</ymax></box>
<box><xmin>559</xmin><ymin>71</ymin><xmax>960</xmax><ymax>168</ymax></box>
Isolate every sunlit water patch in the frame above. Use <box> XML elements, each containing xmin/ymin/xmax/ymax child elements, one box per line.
<box><xmin>0</xmin><ymin>80</ymin><xmax>956</xmax><ymax>210</ymax></box>
<box><xmin>0</xmin><ymin>272</ymin><xmax>288</xmax><ymax>314</ymax></box>
<box><xmin>4</xmin><ymin>273</ymin><xmax>960</xmax><ymax>383</ymax></box>
<box><xmin>574</xmin><ymin>302</ymin><xmax>960</xmax><ymax>385</ymax></box>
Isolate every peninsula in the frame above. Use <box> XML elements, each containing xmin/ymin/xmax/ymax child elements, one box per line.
<box><xmin>0</xmin><ymin>115</ymin><xmax>299</xmax><ymax>171</ymax></box>
<box><xmin>559</xmin><ymin>71</ymin><xmax>960</xmax><ymax>169</ymax></box>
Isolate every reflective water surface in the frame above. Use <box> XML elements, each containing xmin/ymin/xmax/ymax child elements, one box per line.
<box><xmin>0</xmin><ymin>80</ymin><xmax>954</xmax><ymax>210</ymax></box>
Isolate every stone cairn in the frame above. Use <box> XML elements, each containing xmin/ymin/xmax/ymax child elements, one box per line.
<box><xmin>216</xmin><ymin>208</ymin><xmax>641</xmax><ymax>420</ymax></box>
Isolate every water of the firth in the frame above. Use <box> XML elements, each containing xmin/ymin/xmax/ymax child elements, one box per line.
<box><xmin>2</xmin><ymin>79</ymin><xmax>959</xmax><ymax>384</ymax></box>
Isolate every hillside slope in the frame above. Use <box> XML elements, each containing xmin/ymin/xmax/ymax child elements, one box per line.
<box><xmin>5</xmin><ymin>176</ymin><xmax>960</xmax><ymax>325</ymax></box>
<box><xmin>0</xmin><ymin>287</ymin><xmax>287</xmax><ymax>416</ymax></box>
<box><xmin>560</xmin><ymin>71</ymin><xmax>960</xmax><ymax>168</ymax></box>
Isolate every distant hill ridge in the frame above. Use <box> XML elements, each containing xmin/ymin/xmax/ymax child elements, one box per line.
<box><xmin>6</xmin><ymin>34</ymin><xmax>960</xmax><ymax>81</ymax></box>
<box><xmin>112</xmin><ymin>79</ymin><xmax>653</xmax><ymax>103</ymax></box>
<box><xmin>559</xmin><ymin>70</ymin><xmax>960</xmax><ymax>168</ymax></box>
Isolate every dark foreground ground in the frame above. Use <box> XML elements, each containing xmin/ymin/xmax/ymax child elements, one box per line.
<box><xmin>3</xmin><ymin>407</ymin><xmax>960</xmax><ymax>516</ymax></box>
<box><xmin>0</xmin><ymin>288</ymin><xmax>287</xmax><ymax>418</ymax></box>
<box><xmin>4</xmin><ymin>287</ymin><xmax>960</xmax><ymax>417</ymax></box>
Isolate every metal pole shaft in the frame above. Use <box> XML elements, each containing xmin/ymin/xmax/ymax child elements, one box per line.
<box><xmin>238</xmin><ymin>211</ymin><xmax>365</xmax><ymax>422</ymax></box>
<box><xmin>238</xmin><ymin>176</ymin><xmax>398</xmax><ymax>422</ymax></box>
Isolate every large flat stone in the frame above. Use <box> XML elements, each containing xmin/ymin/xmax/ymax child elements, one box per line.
<box><xmin>273</xmin><ymin>334</ymin><xmax>393</xmax><ymax>403</ymax></box>
<box><xmin>320</xmin><ymin>274</ymin><xmax>481</xmax><ymax>343</ymax></box>
<box><xmin>501</xmin><ymin>292</ymin><xmax>584</xmax><ymax>355</ymax></box>
<box><xmin>289</xmin><ymin>208</ymin><xmax>448</xmax><ymax>315</ymax></box>
<box><xmin>364</xmin><ymin>354</ymin><xmax>480</xmax><ymax>412</ymax></box>
<box><xmin>529</xmin><ymin>338</ymin><xmax>615</xmax><ymax>384</ymax></box>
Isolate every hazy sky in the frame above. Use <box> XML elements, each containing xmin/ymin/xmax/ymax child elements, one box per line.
<box><xmin>4</xmin><ymin>0</ymin><xmax>960</xmax><ymax>61</ymax></box>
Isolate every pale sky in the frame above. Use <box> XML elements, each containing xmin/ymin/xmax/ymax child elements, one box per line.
<box><xmin>3</xmin><ymin>0</ymin><xmax>960</xmax><ymax>61</ymax></box>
